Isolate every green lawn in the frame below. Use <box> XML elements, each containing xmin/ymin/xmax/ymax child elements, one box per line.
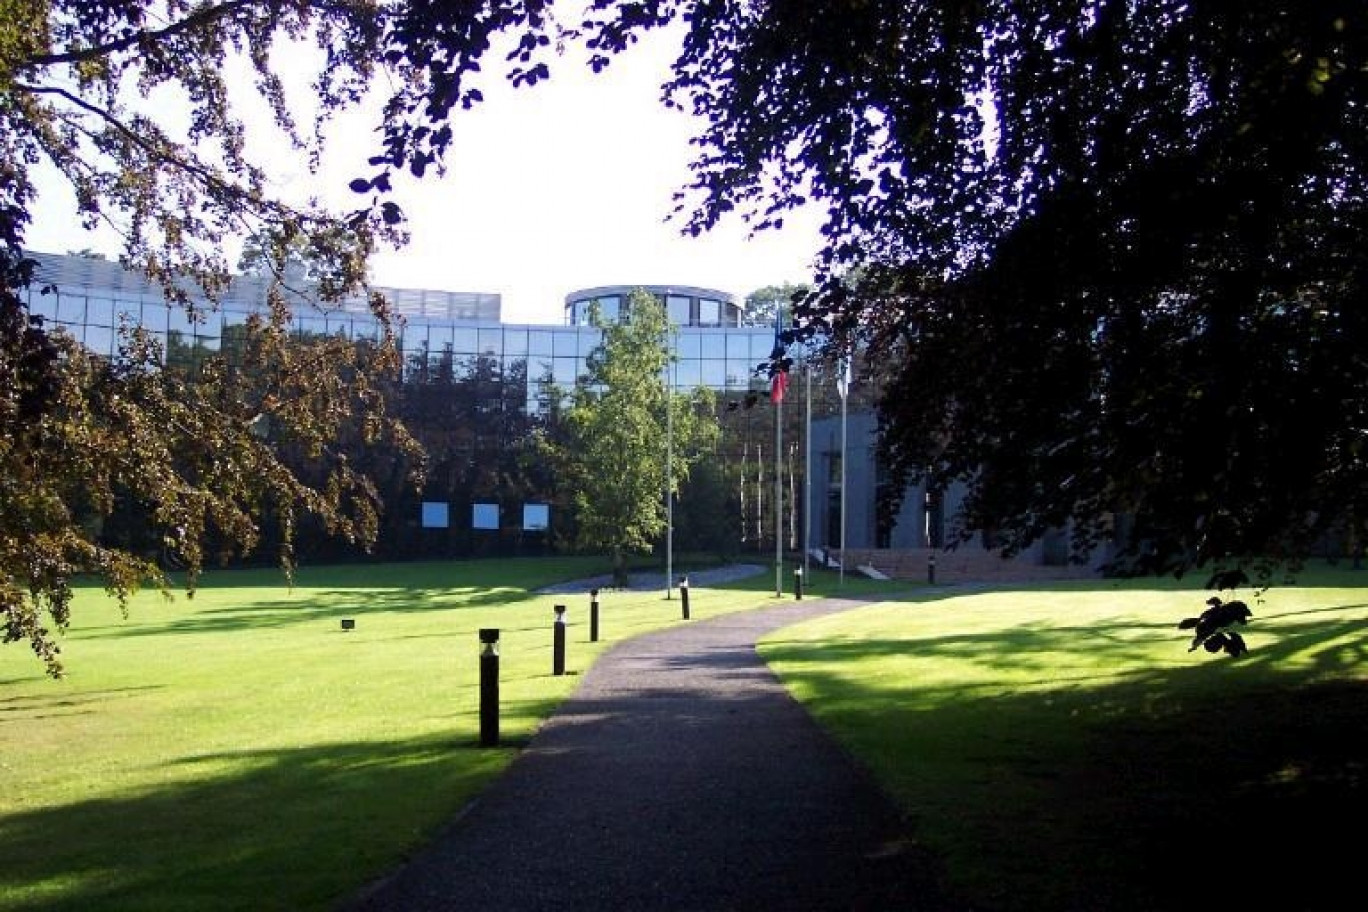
<box><xmin>2</xmin><ymin>556</ymin><xmax>889</xmax><ymax>912</ymax></box>
<box><xmin>14</xmin><ymin>556</ymin><xmax>1360</xmax><ymax>911</ymax></box>
<box><xmin>759</xmin><ymin>564</ymin><xmax>1368</xmax><ymax>912</ymax></box>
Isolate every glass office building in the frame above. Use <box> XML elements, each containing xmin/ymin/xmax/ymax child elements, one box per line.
<box><xmin>16</xmin><ymin>252</ymin><xmax>803</xmax><ymax>556</ymax></box>
<box><xmin>17</xmin><ymin>250</ymin><xmax>1088</xmax><ymax>569</ymax></box>
<box><xmin>21</xmin><ymin>254</ymin><xmax>779</xmax><ymax>414</ymax></box>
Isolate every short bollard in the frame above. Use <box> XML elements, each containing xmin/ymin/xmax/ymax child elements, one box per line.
<box><xmin>928</xmin><ymin>553</ymin><xmax>937</xmax><ymax>585</ymax></box>
<box><xmin>679</xmin><ymin>576</ymin><xmax>690</xmax><ymax>620</ymax></box>
<box><xmin>794</xmin><ymin>566</ymin><xmax>804</xmax><ymax>600</ymax></box>
<box><xmin>553</xmin><ymin>604</ymin><xmax>567</xmax><ymax>676</ymax></box>
<box><xmin>589</xmin><ymin>588</ymin><xmax>600</xmax><ymax>643</ymax></box>
<box><xmin>479</xmin><ymin>629</ymin><xmax>500</xmax><ymax>747</ymax></box>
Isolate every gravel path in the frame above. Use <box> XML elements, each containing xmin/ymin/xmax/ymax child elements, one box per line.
<box><xmin>344</xmin><ymin>597</ymin><xmax>950</xmax><ymax>912</ymax></box>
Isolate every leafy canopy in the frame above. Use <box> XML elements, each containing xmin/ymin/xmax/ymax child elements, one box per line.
<box><xmin>7</xmin><ymin>0</ymin><xmax>1364</xmax><ymax>675</ymax></box>
<box><xmin>350</xmin><ymin>0</ymin><xmax>1368</xmax><ymax>577</ymax></box>
<box><xmin>0</xmin><ymin>1</ymin><xmax>431</xmax><ymax>675</ymax></box>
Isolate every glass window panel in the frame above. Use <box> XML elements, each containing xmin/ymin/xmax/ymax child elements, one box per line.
<box><xmin>84</xmin><ymin>324</ymin><xmax>114</xmax><ymax>355</ymax></box>
<box><xmin>666</xmin><ymin>294</ymin><xmax>692</xmax><ymax>325</ymax></box>
<box><xmin>56</xmin><ymin>293</ymin><xmax>86</xmax><ymax>322</ymax></box>
<box><xmin>675</xmin><ymin>360</ymin><xmax>701</xmax><ymax>389</ymax></box>
<box><xmin>523</xmin><ymin>504</ymin><xmax>550</xmax><ymax>531</ymax></box>
<box><xmin>698</xmin><ymin>298</ymin><xmax>721</xmax><ymax>326</ymax></box>
<box><xmin>578</xmin><ymin>330</ymin><xmax>602</xmax><ymax>357</ymax></box>
<box><xmin>296</xmin><ymin>314</ymin><xmax>327</xmax><ymax>338</ymax></box>
<box><xmin>553</xmin><ymin>327</ymin><xmax>581</xmax><ymax>357</ymax></box>
<box><xmin>528</xmin><ymin>357</ymin><xmax>554</xmax><ymax>384</ymax></box>
<box><xmin>478</xmin><ymin>327</ymin><xmax>503</xmax><ymax>355</ymax></box>
<box><xmin>553</xmin><ymin>357</ymin><xmax>579</xmax><ymax>386</ymax></box>
<box><xmin>471</xmin><ymin>503</ymin><xmax>499</xmax><ymax>530</ymax></box>
<box><xmin>451</xmin><ymin>327</ymin><xmax>478</xmax><ymax>355</ymax></box>
<box><xmin>502</xmin><ymin>328</ymin><xmax>527</xmax><ymax>356</ymax></box>
<box><xmin>422</xmin><ymin>502</ymin><xmax>450</xmax><ymax>528</ymax></box>
<box><xmin>674</xmin><ymin>332</ymin><xmax>700</xmax><ymax>360</ymax></box>
<box><xmin>503</xmin><ymin>355</ymin><xmax>528</xmax><ymax>389</ymax></box>
<box><xmin>595</xmin><ymin>295</ymin><xmax>621</xmax><ymax>323</ymax></box>
<box><xmin>529</xmin><ymin>331</ymin><xmax>554</xmax><ymax>355</ymax></box>
<box><xmin>728</xmin><ymin>332</ymin><xmax>756</xmax><ymax>359</ymax></box>
<box><xmin>701</xmin><ymin>359</ymin><xmax>726</xmax><ymax>388</ymax></box>
<box><xmin>87</xmin><ymin>296</ymin><xmax>117</xmax><ymax>326</ymax></box>
<box><xmin>436</xmin><ymin>327</ymin><xmax>460</xmax><ymax>357</ymax></box>
<box><xmin>168</xmin><ymin>304</ymin><xmax>195</xmax><ymax>334</ymax></box>
<box><xmin>699</xmin><ymin>333</ymin><xmax>725</xmax><ymax>358</ymax></box>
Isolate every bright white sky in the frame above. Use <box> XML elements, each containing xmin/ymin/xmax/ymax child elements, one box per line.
<box><xmin>26</xmin><ymin>19</ymin><xmax>825</xmax><ymax>326</ymax></box>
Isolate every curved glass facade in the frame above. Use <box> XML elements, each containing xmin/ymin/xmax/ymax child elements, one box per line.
<box><xmin>565</xmin><ymin>284</ymin><xmax>744</xmax><ymax>328</ymax></box>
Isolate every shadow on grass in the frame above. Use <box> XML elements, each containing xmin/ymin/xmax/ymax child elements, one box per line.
<box><xmin>762</xmin><ymin>602</ymin><xmax>1368</xmax><ymax>912</ymax></box>
<box><xmin>155</xmin><ymin>556</ymin><xmax>614</xmax><ymax>592</ymax></box>
<box><xmin>0</xmin><ymin>686</ymin><xmax>163</xmax><ymax>723</ymax></box>
<box><xmin>0</xmin><ymin>733</ymin><xmax>520</xmax><ymax>912</ymax></box>
<box><xmin>74</xmin><ymin>585</ymin><xmax>542</xmax><ymax>641</ymax></box>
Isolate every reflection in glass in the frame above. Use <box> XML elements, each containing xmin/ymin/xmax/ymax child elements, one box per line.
<box><xmin>478</xmin><ymin>326</ymin><xmax>503</xmax><ymax>355</ymax></box>
<box><xmin>529</xmin><ymin>331</ymin><xmax>553</xmax><ymax>355</ymax></box>
<box><xmin>502</xmin><ymin>328</ymin><xmax>528</xmax><ymax>355</ymax></box>
<box><xmin>699</xmin><ymin>298</ymin><xmax>721</xmax><ymax>326</ymax></box>
<box><xmin>674</xmin><ymin>332</ymin><xmax>700</xmax><ymax>360</ymax></box>
<box><xmin>666</xmin><ymin>295</ymin><xmax>692</xmax><ymax>325</ymax></box>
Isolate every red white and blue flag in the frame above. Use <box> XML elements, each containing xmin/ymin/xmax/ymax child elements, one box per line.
<box><xmin>770</xmin><ymin>311</ymin><xmax>789</xmax><ymax>404</ymax></box>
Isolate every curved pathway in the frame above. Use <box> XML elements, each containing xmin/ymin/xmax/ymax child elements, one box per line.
<box><xmin>346</xmin><ymin>598</ymin><xmax>949</xmax><ymax>911</ymax></box>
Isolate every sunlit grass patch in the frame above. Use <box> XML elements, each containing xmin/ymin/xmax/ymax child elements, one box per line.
<box><xmin>760</xmin><ymin>568</ymin><xmax>1368</xmax><ymax>912</ymax></box>
<box><xmin>0</xmin><ymin>556</ymin><xmax>784</xmax><ymax>912</ymax></box>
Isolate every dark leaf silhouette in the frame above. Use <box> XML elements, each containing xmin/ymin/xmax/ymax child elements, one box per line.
<box><xmin>1178</xmin><ymin>596</ymin><xmax>1253</xmax><ymax>658</ymax></box>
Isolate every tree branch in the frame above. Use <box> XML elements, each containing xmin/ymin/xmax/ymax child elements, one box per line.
<box><xmin>26</xmin><ymin>1</ymin><xmax>260</xmax><ymax>69</ymax></box>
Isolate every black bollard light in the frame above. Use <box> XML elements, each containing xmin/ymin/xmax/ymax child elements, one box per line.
<box><xmin>928</xmin><ymin>553</ymin><xmax>937</xmax><ymax>585</ymax></box>
<box><xmin>479</xmin><ymin>628</ymin><xmax>500</xmax><ymax>747</ymax></box>
<box><xmin>553</xmin><ymin>604</ymin><xmax>567</xmax><ymax>676</ymax></box>
<box><xmin>679</xmin><ymin>575</ymin><xmax>690</xmax><ymax>620</ymax></box>
<box><xmin>794</xmin><ymin>566</ymin><xmax>804</xmax><ymax>600</ymax></box>
<box><xmin>589</xmin><ymin>588</ymin><xmax>600</xmax><ymax>643</ymax></box>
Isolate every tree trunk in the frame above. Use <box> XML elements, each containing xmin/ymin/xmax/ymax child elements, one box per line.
<box><xmin>611</xmin><ymin>546</ymin><xmax>629</xmax><ymax>588</ymax></box>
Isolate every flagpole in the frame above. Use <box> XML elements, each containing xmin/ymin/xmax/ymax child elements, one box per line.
<box><xmin>837</xmin><ymin>353</ymin><xmax>850</xmax><ymax>589</ymax></box>
<box><xmin>771</xmin><ymin>311</ymin><xmax>786</xmax><ymax>598</ymax></box>
<box><xmin>775</xmin><ymin>373</ymin><xmax>783</xmax><ymax>598</ymax></box>
<box><xmin>665</xmin><ymin>332</ymin><xmax>674</xmax><ymax>601</ymax></box>
<box><xmin>803</xmin><ymin>358</ymin><xmax>811</xmax><ymax>579</ymax></box>
<box><xmin>840</xmin><ymin>379</ymin><xmax>847</xmax><ymax>588</ymax></box>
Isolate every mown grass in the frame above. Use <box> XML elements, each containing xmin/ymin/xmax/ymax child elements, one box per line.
<box><xmin>1</xmin><ymin>555</ymin><xmax>893</xmax><ymax>912</ymax></box>
<box><xmin>759</xmin><ymin>563</ymin><xmax>1368</xmax><ymax>912</ymax></box>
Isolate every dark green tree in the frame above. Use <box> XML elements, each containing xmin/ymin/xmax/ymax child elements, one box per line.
<box><xmin>348</xmin><ymin>1</ymin><xmax>1368</xmax><ymax>577</ymax></box>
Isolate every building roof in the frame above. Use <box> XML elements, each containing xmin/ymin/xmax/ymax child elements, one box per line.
<box><xmin>25</xmin><ymin>250</ymin><xmax>502</xmax><ymax>324</ymax></box>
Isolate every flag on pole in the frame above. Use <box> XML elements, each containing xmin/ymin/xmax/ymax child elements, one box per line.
<box><xmin>770</xmin><ymin>311</ymin><xmax>789</xmax><ymax>404</ymax></box>
<box><xmin>836</xmin><ymin>354</ymin><xmax>852</xmax><ymax>400</ymax></box>
<box><xmin>770</xmin><ymin>366</ymin><xmax>789</xmax><ymax>404</ymax></box>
